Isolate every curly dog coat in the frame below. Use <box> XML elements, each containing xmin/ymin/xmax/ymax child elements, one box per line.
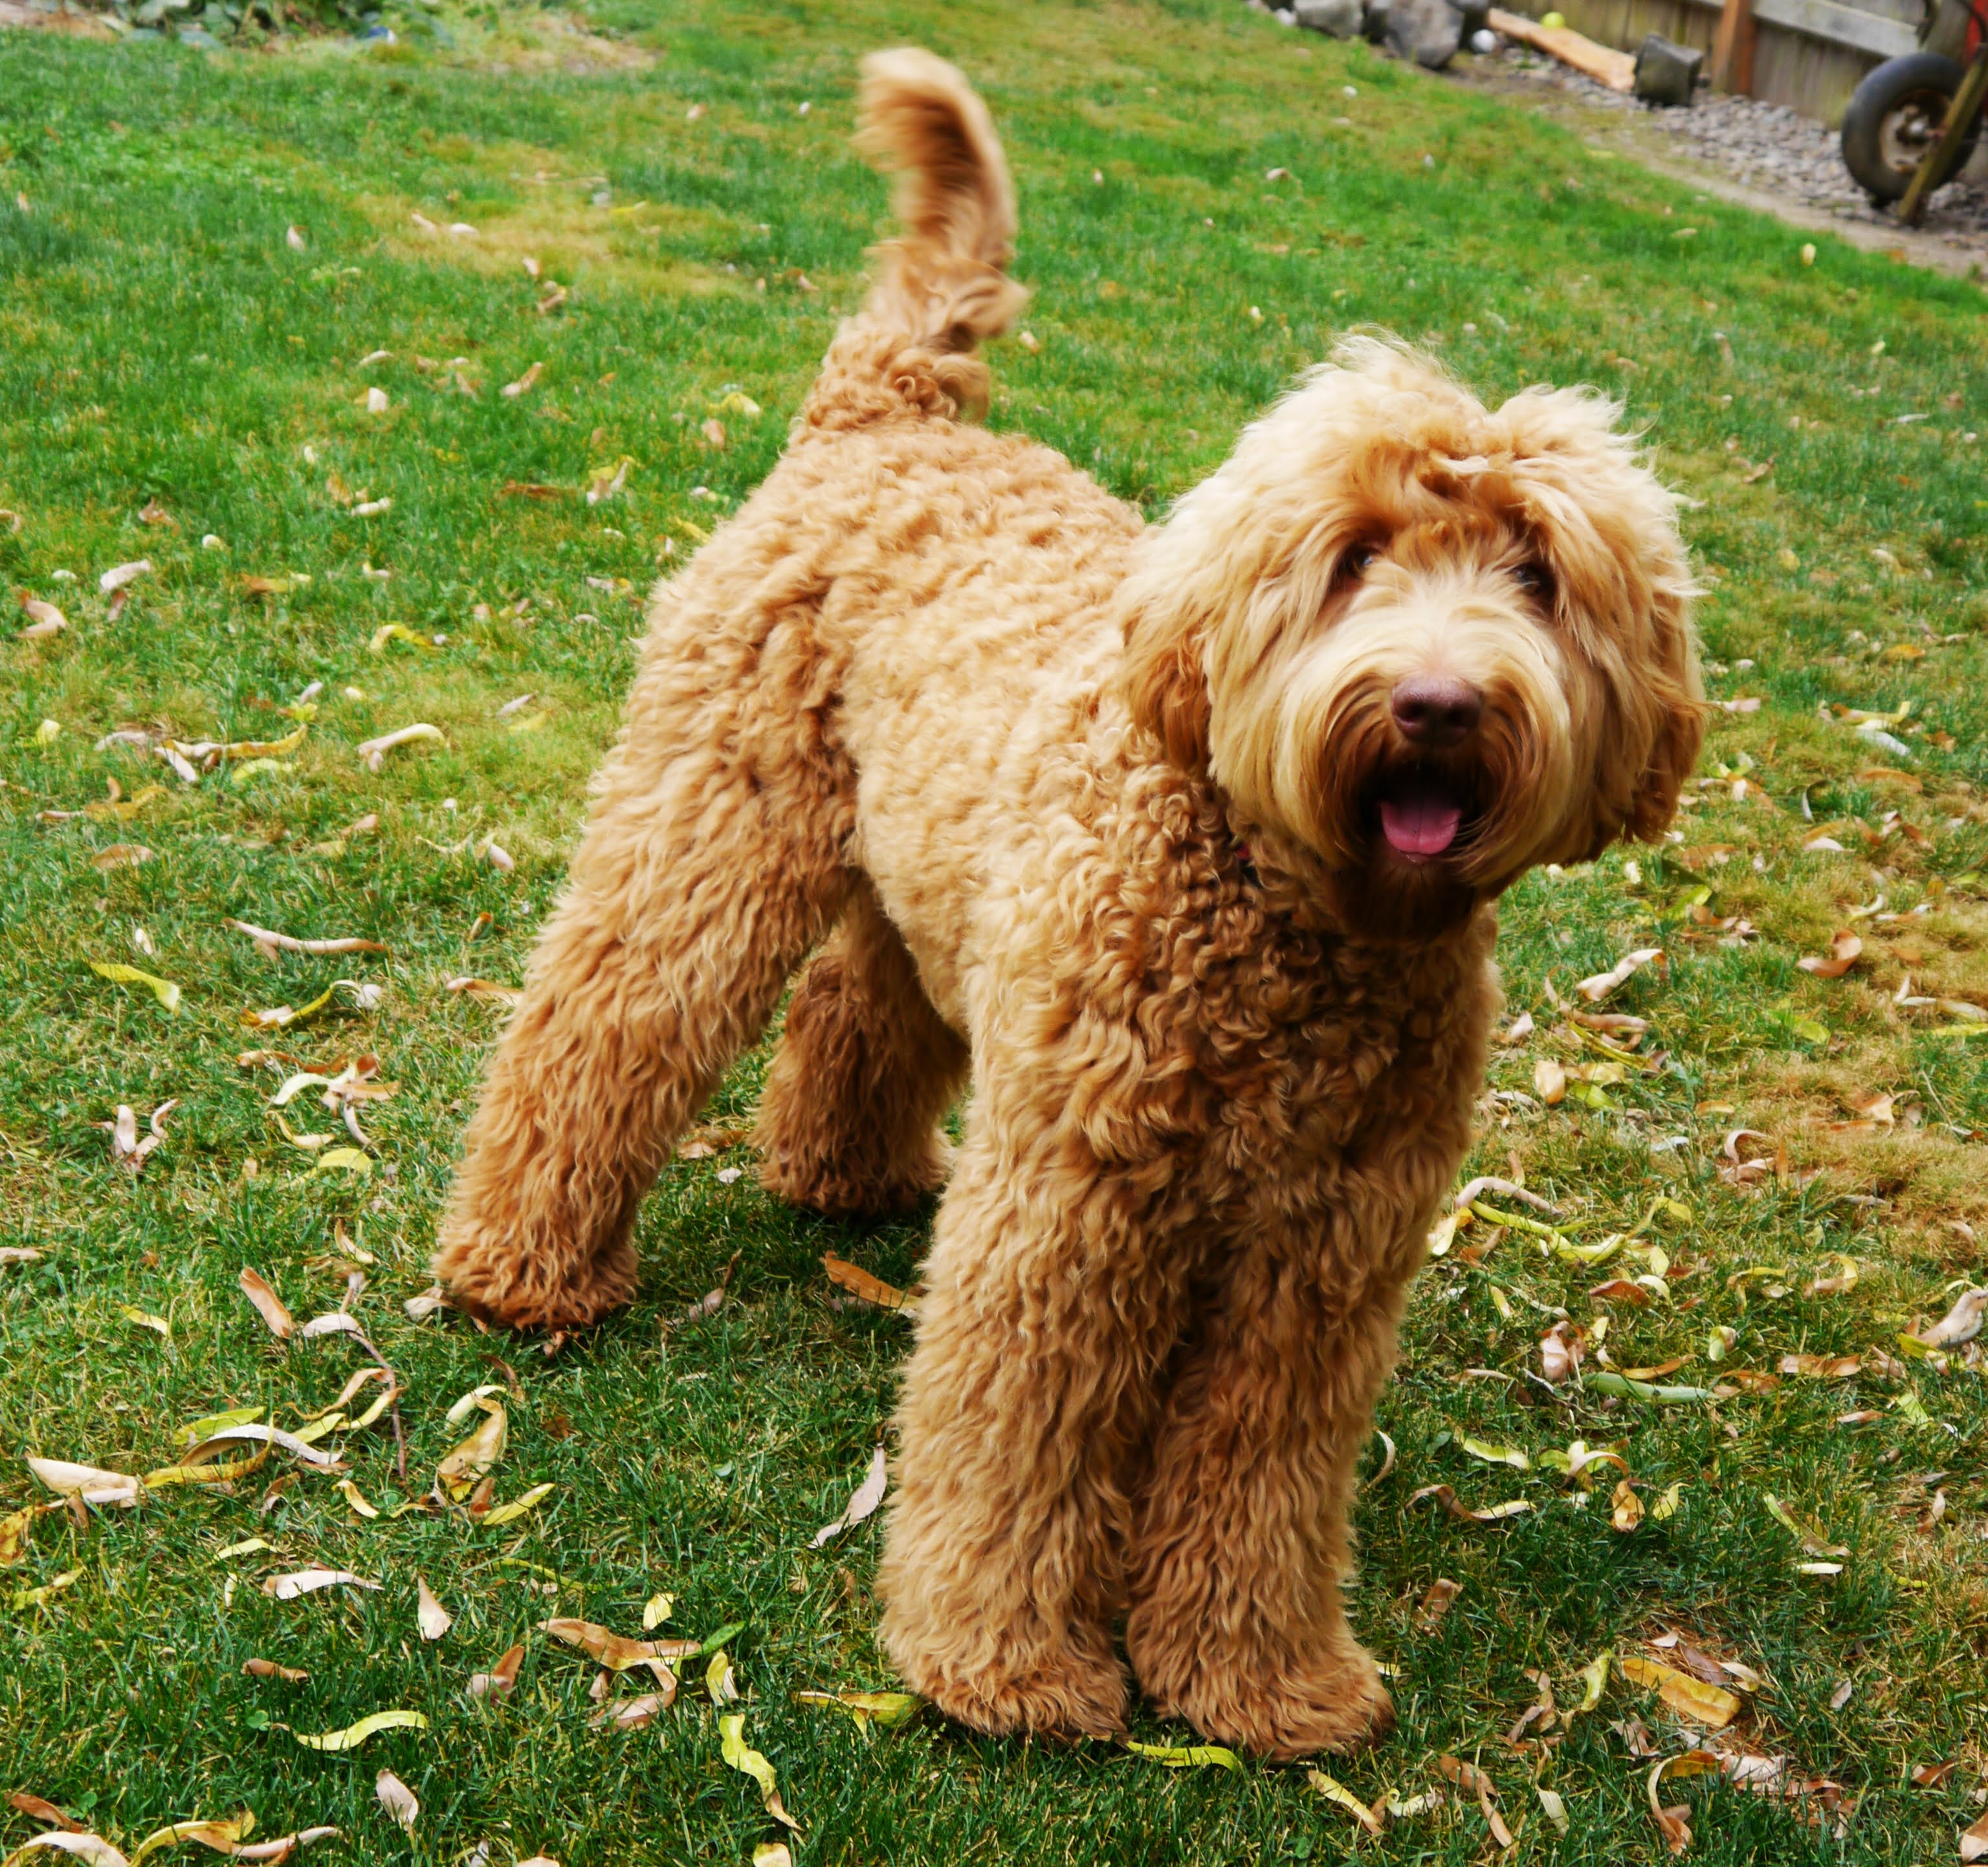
<box><xmin>435</xmin><ymin>49</ymin><xmax>1703</xmax><ymax>1757</ymax></box>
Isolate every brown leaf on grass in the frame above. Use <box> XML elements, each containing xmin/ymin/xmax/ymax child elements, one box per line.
<box><xmin>1778</xmin><ymin>1354</ymin><xmax>1861</xmax><ymax>1380</ymax></box>
<box><xmin>1410</xmin><ymin>1484</ymin><xmax>1532</xmax><ymax>1525</ymax></box>
<box><xmin>538</xmin><ymin>1618</ymin><xmax>680</xmax><ymax>1689</ymax></box>
<box><xmin>1611</xmin><ymin>1481</ymin><xmax>1645</xmax><ymax>1532</ymax></box>
<box><xmin>238</xmin><ymin>1267</ymin><xmax>294</xmax><ymax>1338</ymax></box>
<box><xmin>417</xmin><ymin>1576</ymin><xmax>452</xmax><ymax>1641</ymax></box>
<box><xmin>1911</xmin><ymin>1760</ymin><xmax>1958</xmax><ymax>1789</ymax></box>
<box><xmin>8</xmin><ymin>1794</ymin><xmax>84</xmax><ymax>1833</ymax></box>
<box><xmin>1434</xmin><ymin>1758</ymin><xmax>1512</xmax><ymax>1848</ymax></box>
<box><xmin>1620</xmin><ymin>1654</ymin><xmax>1741</xmax><ymax>1728</ymax></box>
<box><xmin>674</xmin><ymin>1121</ymin><xmax>752</xmax><ymax>1160</ymax></box>
<box><xmin>91</xmin><ymin>844</ymin><xmax>152</xmax><ymax>872</ymax></box>
<box><xmin>1648</xmin><ymin>1751</ymin><xmax>1719</xmax><ymax>1855</ymax></box>
<box><xmin>591</xmin><ymin>1690</ymin><xmax>670</xmax><ymax>1730</ymax></box>
<box><xmin>1540</xmin><ymin>1320</ymin><xmax>1582</xmax><ymax>1384</ymax></box>
<box><xmin>243</xmin><ymin>1659</ymin><xmax>310</xmax><ymax>1681</ymax></box>
<box><xmin>20</xmin><ymin>596</ymin><xmax>67</xmax><ymax>639</ymax></box>
<box><xmin>810</xmin><ymin>1445</ymin><xmax>888</xmax><ymax>1548</ymax></box>
<box><xmin>444</xmin><ymin>977</ymin><xmax>523</xmax><ymax>1007</ymax></box>
<box><xmin>1</xmin><ymin>1504</ymin><xmax>55</xmax><ymax>1565</ymax></box>
<box><xmin>823</xmin><ymin>1255</ymin><xmax>910</xmax><ymax>1312</ymax></box>
<box><xmin>1966</xmin><ymin>1810</ymin><xmax>1988</xmax><ymax>1866</ymax></box>
<box><xmin>1590</xmin><ymin>1278</ymin><xmax>1653</xmax><ymax>1306</ymax></box>
<box><xmin>1414</xmin><ymin>1576</ymin><xmax>1463</xmax><ymax>1631</ymax></box>
<box><xmin>701</xmin><ymin>417</ymin><xmax>727</xmax><ymax>449</ymax></box>
<box><xmin>1532</xmin><ymin>1057</ymin><xmax>1567</xmax><ymax>1105</ymax></box>
<box><xmin>1798</xmin><ymin>931</ymin><xmax>1862</xmax><ymax>979</ymax></box>
<box><xmin>501</xmin><ymin>362</ymin><xmax>544</xmax><ymax>399</ymax></box>
<box><xmin>468</xmin><ymin>1642</ymin><xmax>525</xmax><ymax>1699</ymax></box>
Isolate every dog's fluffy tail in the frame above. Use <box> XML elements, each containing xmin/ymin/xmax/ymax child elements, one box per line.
<box><xmin>804</xmin><ymin>50</ymin><xmax>1026</xmax><ymax>429</ymax></box>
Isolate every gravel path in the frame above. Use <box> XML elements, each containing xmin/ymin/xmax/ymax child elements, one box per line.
<box><xmin>1481</xmin><ymin>45</ymin><xmax>1988</xmax><ymax>269</ymax></box>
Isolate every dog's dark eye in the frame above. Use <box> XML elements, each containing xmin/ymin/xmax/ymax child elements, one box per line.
<box><xmin>1514</xmin><ymin>561</ymin><xmax>1556</xmax><ymax>607</ymax></box>
<box><xmin>1336</xmin><ymin>544</ymin><xmax>1380</xmax><ymax>585</ymax></box>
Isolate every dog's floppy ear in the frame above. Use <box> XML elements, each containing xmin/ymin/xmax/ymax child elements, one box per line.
<box><xmin>1119</xmin><ymin>587</ymin><xmax>1211</xmax><ymax>775</ymax></box>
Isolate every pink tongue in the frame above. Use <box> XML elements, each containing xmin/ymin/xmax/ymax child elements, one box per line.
<box><xmin>1381</xmin><ymin>794</ymin><xmax>1462</xmax><ymax>857</ymax></box>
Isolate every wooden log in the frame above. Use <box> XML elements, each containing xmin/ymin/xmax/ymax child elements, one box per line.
<box><xmin>1487</xmin><ymin>7</ymin><xmax>1638</xmax><ymax>88</ymax></box>
<box><xmin>1709</xmin><ymin>0</ymin><xmax>1758</xmax><ymax>94</ymax></box>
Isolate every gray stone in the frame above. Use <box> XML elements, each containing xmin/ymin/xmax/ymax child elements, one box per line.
<box><xmin>1386</xmin><ymin>0</ymin><xmax>1463</xmax><ymax>68</ymax></box>
<box><xmin>1295</xmin><ymin>0</ymin><xmax>1364</xmax><ymax>36</ymax></box>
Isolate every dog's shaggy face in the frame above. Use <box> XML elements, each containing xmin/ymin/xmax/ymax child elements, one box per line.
<box><xmin>1121</xmin><ymin>339</ymin><xmax>1703</xmax><ymax>938</ymax></box>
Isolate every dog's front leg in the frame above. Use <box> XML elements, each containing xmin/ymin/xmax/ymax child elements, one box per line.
<box><xmin>877</xmin><ymin>1091</ymin><xmax>1190</xmax><ymax>1743</ymax></box>
<box><xmin>1123</xmin><ymin>1252</ymin><xmax>1402</xmax><ymax>1760</ymax></box>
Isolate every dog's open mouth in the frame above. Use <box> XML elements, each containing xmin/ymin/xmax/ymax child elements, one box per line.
<box><xmin>1376</xmin><ymin>771</ymin><xmax>1472</xmax><ymax>863</ymax></box>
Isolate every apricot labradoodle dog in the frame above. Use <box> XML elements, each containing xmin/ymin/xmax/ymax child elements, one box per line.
<box><xmin>435</xmin><ymin>50</ymin><xmax>1703</xmax><ymax>1757</ymax></box>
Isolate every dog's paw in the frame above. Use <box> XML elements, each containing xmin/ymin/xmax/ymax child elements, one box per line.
<box><xmin>1152</xmin><ymin>1646</ymin><xmax>1395</xmax><ymax>1762</ymax></box>
<box><xmin>887</xmin><ymin>1641</ymin><xmax>1129</xmax><ymax>1744</ymax></box>
<box><xmin>432</xmin><ymin>1232</ymin><xmax>637</xmax><ymax>1335</ymax></box>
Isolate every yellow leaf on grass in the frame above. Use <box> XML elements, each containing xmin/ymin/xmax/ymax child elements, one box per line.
<box><xmin>293</xmin><ymin>1709</ymin><xmax>427</xmax><ymax>1751</ymax></box>
<box><xmin>126</xmin><ymin>1813</ymin><xmax>255</xmax><ymax>1866</ymax></box>
<box><xmin>1307</xmin><ymin>1769</ymin><xmax>1382</xmax><ymax>1833</ymax></box>
<box><xmin>119</xmin><ymin>1307</ymin><xmax>170</xmax><ymax>1338</ymax></box>
<box><xmin>1</xmin><ymin>1505</ymin><xmax>54</xmax><ymax>1565</ymax></box>
<box><xmin>11</xmin><ymin>1568</ymin><xmax>83</xmax><ymax>1609</ymax></box>
<box><xmin>1461</xmin><ymin>1436</ymin><xmax>1530</xmax><ymax>1472</ymax></box>
<box><xmin>1647</xmin><ymin>1751</ymin><xmax>1719</xmax><ymax>1855</ymax></box>
<box><xmin>1620</xmin><ymin>1654</ymin><xmax>1741</xmax><ymax>1729</ymax></box>
<box><xmin>720</xmin><ymin>1712</ymin><xmax>805</xmax><ymax>1829</ymax></box>
<box><xmin>437</xmin><ymin>1395</ymin><xmax>507</xmax><ymax>1501</ymax></box>
<box><xmin>1124</xmin><ymin>1739</ymin><xmax>1242</xmax><ymax>1771</ymax></box>
<box><xmin>793</xmin><ymin>1688</ymin><xmax>922</xmax><ymax>1733</ymax></box>
<box><xmin>368</xmin><ymin>624</ymin><xmax>437</xmax><ymax>656</ymax></box>
<box><xmin>337</xmin><ymin>1479</ymin><xmax>379</xmax><ymax>1521</ymax></box>
<box><xmin>477</xmin><ymin>1483</ymin><xmax>555</xmax><ymax>1527</ymax></box>
<box><xmin>88</xmin><ymin>962</ymin><xmax>181</xmax><ymax>1013</ymax></box>
<box><xmin>642</xmin><ymin>1593</ymin><xmax>675</xmax><ymax>1631</ymax></box>
<box><xmin>309</xmin><ymin>1148</ymin><xmax>373</xmax><ymax>1178</ymax></box>
<box><xmin>1611</xmin><ymin>1481</ymin><xmax>1644</xmax><ymax>1532</ymax></box>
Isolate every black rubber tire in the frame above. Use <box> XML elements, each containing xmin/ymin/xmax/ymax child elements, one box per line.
<box><xmin>1840</xmin><ymin>52</ymin><xmax>1980</xmax><ymax>204</ymax></box>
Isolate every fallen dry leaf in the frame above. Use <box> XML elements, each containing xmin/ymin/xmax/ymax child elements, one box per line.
<box><xmin>263</xmin><ymin>1569</ymin><xmax>381</xmax><ymax>1601</ymax></box>
<box><xmin>1307</xmin><ymin>1769</ymin><xmax>1383</xmax><ymax>1834</ymax></box>
<box><xmin>238</xmin><ymin>1267</ymin><xmax>294</xmax><ymax>1338</ymax></box>
<box><xmin>375</xmin><ymin>1771</ymin><xmax>418</xmax><ymax>1834</ymax></box>
<box><xmin>356</xmin><ymin>722</ymin><xmax>445</xmax><ymax>773</ymax></box>
<box><xmin>224</xmin><ymin>919</ymin><xmax>386</xmax><ymax>959</ymax></box>
<box><xmin>1415</xmin><ymin>1576</ymin><xmax>1463</xmax><ymax>1631</ymax></box>
<box><xmin>1620</xmin><ymin>1654</ymin><xmax>1741</xmax><ymax>1729</ymax></box>
<box><xmin>468</xmin><ymin>1642</ymin><xmax>525</xmax><ymax>1699</ymax></box>
<box><xmin>417</xmin><ymin>1575</ymin><xmax>452</xmax><ymax>1641</ymax></box>
<box><xmin>27</xmin><ymin>1457</ymin><xmax>139</xmax><ymax>1508</ymax></box>
<box><xmin>293</xmin><ymin>1708</ymin><xmax>426</xmax><ymax>1752</ymax></box>
<box><xmin>243</xmin><ymin>1659</ymin><xmax>309</xmax><ymax>1682</ymax></box>
<box><xmin>1611</xmin><ymin>1480</ymin><xmax>1645</xmax><ymax>1532</ymax></box>
<box><xmin>538</xmin><ymin>1618</ymin><xmax>682</xmax><ymax>1688</ymax></box>
<box><xmin>1576</xmin><ymin>948</ymin><xmax>1663</xmax><ymax>1003</ymax></box>
<box><xmin>811</xmin><ymin>1444</ymin><xmax>887</xmax><ymax>1548</ymax></box>
<box><xmin>823</xmin><ymin>1254</ymin><xmax>910</xmax><ymax>1311</ymax></box>
<box><xmin>1648</xmin><ymin>1751</ymin><xmax>1719</xmax><ymax>1855</ymax></box>
<box><xmin>436</xmin><ymin>1392</ymin><xmax>507</xmax><ymax>1501</ymax></box>
<box><xmin>1798</xmin><ymin>931</ymin><xmax>1863</xmax><ymax>979</ymax></box>
<box><xmin>1910</xmin><ymin>1287</ymin><xmax>1988</xmax><ymax>1350</ymax></box>
<box><xmin>1410</xmin><ymin>1484</ymin><xmax>1532</xmax><ymax>1525</ymax></box>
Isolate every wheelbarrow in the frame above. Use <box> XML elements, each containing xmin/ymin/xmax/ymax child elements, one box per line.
<box><xmin>1840</xmin><ymin>0</ymin><xmax>1988</xmax><ymax>222</ymax></box>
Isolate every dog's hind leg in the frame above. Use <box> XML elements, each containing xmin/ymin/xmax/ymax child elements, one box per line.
<box><xmin>433</xmin><ymin>626</ymin><xmax>852</xmax><ymax>1332</ymax></box>
<box><xmin>755</xmin><ymin>878</ymin><xmax>967</xmax><ymax>1215</ymax></box>
<box><xmin>1121</xmin><ymin>1262</ymin><xmax>1399</xmax><ymax>1760</ymax></box>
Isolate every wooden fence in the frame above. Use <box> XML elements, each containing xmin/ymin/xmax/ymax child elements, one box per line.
<box><xmin>1517</xmin><ymin>0</ymin><xmax>1923</xmax><ymax>122</ymax></box>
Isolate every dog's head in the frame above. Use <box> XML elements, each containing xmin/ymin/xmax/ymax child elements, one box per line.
<box><xmin>1120</xmin><ymin>337</ymin><xmax>1703</xmax><ymax>940</ymax></box>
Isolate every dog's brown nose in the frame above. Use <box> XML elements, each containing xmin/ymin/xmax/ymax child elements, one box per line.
<box><xmin>1391</xmin><ymin>675</ymin><xmax>1483</xmax><ymax>747</ymax></box>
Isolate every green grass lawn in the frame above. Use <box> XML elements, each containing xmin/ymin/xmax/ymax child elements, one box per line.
<box><xmin>3</xmin><ymin>1</ymin><xmax>1987</xmax><ymax>1861</ymax></box>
